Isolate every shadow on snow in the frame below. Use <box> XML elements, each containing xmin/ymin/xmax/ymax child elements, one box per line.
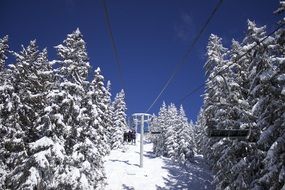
<box><xmin>122</xmin><ymin>184</ymin><xmax>135</xmax><ymax>190</ymax></box>
<box><xmin>156</xmin><ymin>157</ymin><xmax>215</xmax><ymax>190</ymax></box>
<box><xmin>109</xmin><ymin>159</ymin><xmax>140</xmax><ymax>167</ymax></box>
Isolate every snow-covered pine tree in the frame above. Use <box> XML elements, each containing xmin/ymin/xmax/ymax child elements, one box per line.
<box><xmin>204</xmin><ymin>34</ymin><xmax>229</xmax><ymax>131</ymax></box>
<box><xmin>202</xmin><ymin>34</ymin><xmax>230</xmax><ymax>169</ymax></box>
<box><xmin>53</xmin><ymin>28</ymin><xmax>106</xmax><ymax>189</ymax></box>
<box><xmin>0</xmin><ymin>35</ymin><xmax>10</xmax><ymax>188</ymax></box>
<box><xmin>206</xmin><ymin>21</ymin><xmax>270</xmax><ymax>190</ymax></box>
<box><xmin>154</xmin><ymin>101</ymin><xmax>168</xmax><ymax>156</ymax></box>
<box><xmin>88</xmin><ymin>67</ymin><xmax>110</xmax><ymax>156</ymax></box>
<box><xmin>188</xmin><ymin>120</ymin><xmax>197</xmax><ymax>153</ymax></box>
<box><xmin>222</xmin><ymin>20</ymin><xmax>275</xmax><ymax>189</ymax></box>
<box><xmin>150</xmin><ymin>114</ymin><xmax>160</xmax><ymax>153</ymax></box>
<box><xmin>194</xmin><ymin>3</ymin><xmax>285</xmax><ymax>189</ymax></box>
<box><xmin>248</xmin><ymin>6</ymin><xmax>285</xmax><ymax>189</ymax></box>
<box><xmin>105</xmin><ymin>81</ymin><xmax>114</xmax><ymax>149</ymax></box>
<box><xmin>111</xmin><ymin>89</ymin><xmax>127</xmax><ymax>149</ymax></box>
<box><xmin>0</xmin><ymin>35</ymin><xmax>8</xmax><ymax>72</ymax></box>
<box><xmin>54</xmin><ymin>27</ymin><xmax>88</xmax><ymax>169</ymax></box>
<box><xmin>2</xmin><ymin>40</ymin><xmax>63</xmax><ymax>189</ymax></box>
<box><xmin>194</xmin><ymin>108</ymin><xmax>208</xmax><ymax>156</ymax></box>
<box><xmin>164</xmin><ymin>103</ymin><xmax>179</xmax><ymax>160</ymax></box>
<box><xmin>212</xmin><ymin>20</ymin><xmax>268</xmax><ymax>188</ymax></box>
<box><xmin>177</xmin><ymin>105</ymin><xmax>195</xmax><ymax>164</ymax></box>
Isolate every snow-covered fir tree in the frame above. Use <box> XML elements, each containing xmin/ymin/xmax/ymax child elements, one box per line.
<box><xmin>248</xmin><ymin>9</ymin><xmax>285</xmax><ymax>189</ymax></box>
<box><xmin>88</xmin><ymin>67</ymin><xmax>110</xmax><ymax>156</ymax></box>
<box><xmin>202</xmin><ymin>34</ymin><xmax>231</xmax><ymax>170</ymax></box>
<box><xmin>3</xmin><ymin>40</ymin><xmax>60</xmax><ymax>189</ymax></box>
<box><xmin>177</xmin><ymin>105</ymin><xmax>195</xmax><ymax>164</ymax></box>
<box><xmin>104</xmin><ymin>81</ymin><xmax>114</xmax><ymax>148</ymax></box>
<box><xmin>53</xmin><ymin>28</ymin><xmax>108</xmax><ymax>189</ymax></box>
<box><xmin>0</xmin><ymin>35</ymin><xmax>8</xmax><ymax>72</ymax></box>
<box><xmin>195</xmin><ymin>2</ymin><xmax>285</xmax><ymax>189</ymax></box>
<box><xmin>151</xmin><ymin>102</ymin><xmax>196</xmax><ymax>163</ymax></box>
<box><xmin>153</xmin><ymin>101</ymin><xmax>168</xmax><ymax>156</ymax></box>
<box><xmin>164</xmin><ymin>103</ymin><xmax>179</xmax><ymax>160</ymax></box>
<box><xmin>0</xmin><ymin>28</ymin><xmax>129</xmax><ymax>189</ymax></box>
<box><xmin>111</xmin><ymin>89</ymin><xmax>127</xmax><ymax>149</ymax></box>
<box><xmin>0</xmin><ymin>35</ymin><xmax>10</xmax><ymax>187</ymax></box>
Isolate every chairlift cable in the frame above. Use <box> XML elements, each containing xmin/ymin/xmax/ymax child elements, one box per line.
<box><xmin>178</xmin><ymin>22</ymin><xmax>285</xmax><ymax>104</ymax></box>
<box><xmin>145</xmin><ymin>0</ymin><xmax>224</xmax><ymax>113</ymax></box>
<box><xmin>101</xmin><ymin>0</ymin><xmax>125</xmax><ymax>89</ymax></box>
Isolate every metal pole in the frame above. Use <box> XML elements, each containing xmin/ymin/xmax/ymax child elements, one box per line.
<box><xmin>135</xmin><ymin>117</ymin><xmax>138</xmax><ymax>133</ymax></box>
<box><xmin>140</xmin><ymin>115</ymin><xmax>144</xmax><ymax>168</ymax></box>
<box><xmin>134</xmin><ymin>117</ymin><xmax>137</xmax><ymax>145</ymax></box>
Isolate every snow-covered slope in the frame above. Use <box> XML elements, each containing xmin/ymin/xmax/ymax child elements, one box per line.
<box><xmin>104</xmin><ymin>135</ymin><xmax>214</xmax><ymax>190</ymax></box>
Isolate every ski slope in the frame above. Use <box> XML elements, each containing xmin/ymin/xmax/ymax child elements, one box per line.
<box><xmin>104</xmin><ymin>135</ymin><xmax>214</xmax><ymax>190</ymax></box>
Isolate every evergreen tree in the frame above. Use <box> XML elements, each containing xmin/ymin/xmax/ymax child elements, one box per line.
<box><xmin>177</xmin><ymin>105</ymin><xmax>195</xmax><ymax>164</ymax></box>
<box><xmin>0</xmin><ymin>35</ymin><xmax>8</xmax><ymax>72</ymax></box>
<box><xmin>202</xmin><ymin>34</ymin><xmax>230</xmax><ymax>170</ymax></box>
<box><xmin>249</xmin><ymin>9</ymin><xmax>285</xmax><ymax>189</ymax></box>
<box><xmin>154</xmin><ymin>101</ymin><xmax>168</xmax><ymax>156</ymax></box>
<box><xmin>164</xmin><ymin>103</ymin><xmax>179</xmax><ymax>160</ymax></box>
<box><xmin>89</xmin><ymin>67</ymin><xmax>110</xmax><ymax>156</ymax></box>
<box><xmin>151</xmin><ymin>103</ymin><xmax>196</xmax><ymax>163</ymax></box>
<box><xmin>0</xmin><ymin>35</ymin><xmax>10</xmax><ymax>188</ymax></box>
<box><xmin>103</xmin><ymin>80</ymin><xmax>113</xmax><ymax>153</ymax></box>
<box><xmin>149</xmin><ymin>114</ymin><xmax>159</xmax><ymax>152</ymax></box>
<box><xmin>111</xmin><ymin>90</ymin><xmax>127</xmax><ymax>149</ymax></box>
<box><xmin>53</xmin><ymin>28</ymin><xmax>106</xmax><ymax>189</ymax></box>
<box><xmin>196</xmin><ymin>5</ymin><xmax>285</xmax><ymax>188</ymax></box>
<box><xmin>3</xmin><ymin>40</ymin><xmax>62</xmax><ymax>189</ymax></box>
<box><xmin>105</xmin><ymin>81</ymin><xmax>115</xmax><ymax>148</ymax></box>
<box><xmin>0</xmin><ymin>28</ymin><xmax>117</xmax><ymax>189</ymax></box>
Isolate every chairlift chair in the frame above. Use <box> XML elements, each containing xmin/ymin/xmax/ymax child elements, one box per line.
<box><xmin>150</xmin><ymin>131</ymin><xmax>161</xmax><ymax>134</ymax></box>
<box><xmin>206</xmin><ymin>120</ymin><xmax>251</xmax><ymax>139</ymax></box>
<box><xmin>205</xmin><ymin>74</ymin><xmax>252</xmax><ymax>139</ymax></box>
<box><xmin>208</xmin><ymin>128</ymin><xmax>250</xmax><ymax>138</ymax></box>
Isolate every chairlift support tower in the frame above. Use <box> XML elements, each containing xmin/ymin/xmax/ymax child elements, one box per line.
<box><xmin>132</xmin><ymin>113</ymin><xmax>152</xmax><ymax>168</ymax></box>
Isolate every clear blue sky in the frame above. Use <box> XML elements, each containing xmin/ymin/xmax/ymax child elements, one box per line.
<box><xmin>0</xmin><ymin>0</ymin><xmax>281</xmax><ymax>121</ymax></box>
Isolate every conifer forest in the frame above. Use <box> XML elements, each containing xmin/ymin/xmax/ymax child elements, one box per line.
<box><xmin>0</xmin><ymin>1</ymin><xmax>285</xmax><ymax>190</ymax></box>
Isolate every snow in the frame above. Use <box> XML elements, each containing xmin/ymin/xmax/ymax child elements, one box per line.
<box><xmin>55</xmin><ymin>166</ymin><xmax>81</xmax><ymax>188</ymax></box>
<box><xmin>282</xmin><ymin>87</ymin><xmax>285</xmax><ymax>96</ymax></box>
<box><xmin>52</xmin><ymin>142</ymin><xmax>65</xmax><ymax>161</ymax></box>
<box><xmin>29</xmin><ymin>136</ymin><xmax>53</xmax><ymax>151</ymax></box>
<box><xmin>95</xmin><ymin>67</ymin><xmax>101</xmax><ymax>73</ymax></box>
<box><xmin>7</xmin><ymin>102</ymin><xmax>12</xmax><ymax>112</ymax></box>
<box><xmin>277</xmin><ymin>74</ymin><xmax>285</xmax><ymax>81</ymax></box>
<box><xmin>104</xmin><ymin>135</ymin><xmax>214</xmax><ymax>190</ymax></box>
<box><xmin>0</xmin><ymin>84</ymin><xmax>13</xmax><ymax>91</ymax></box>
<box><xmin>25</xmin><ymin>167</ymin><xmax>41</xmax><ymax>188</ymax></box>
<box><xmin>44</xmin><ymin>106</ymin><xmax>52</xmax><ymax>113</ymax></box>
<box><xmin>33</xmin><ymin>150</ymin><xmax>50</xmax><ymax>168</ymax></box>
<box><xmin>238</xmin><ymin>99</ymin><xmax>249</xmax><ymax>107</ymax></box>
<box><xmin>79</xmin><ymin>174</ymin><xmax>91</xmax><ymax>190</ymax></box>
<box><xmin>260</xmin><ymin>70</ymin><xmax>274</xmax><ymax>82</ymax></box>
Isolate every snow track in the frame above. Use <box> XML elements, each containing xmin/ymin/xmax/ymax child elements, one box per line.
<box><xmin>104</xmin><ymin>136</ymin><xmax>214</xmax><ymax>190</ymax></box>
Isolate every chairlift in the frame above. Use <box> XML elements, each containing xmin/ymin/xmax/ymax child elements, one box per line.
<box><xmin>207</xmin><ymin>128</ymin><xmax>250</xmax><ymax>138</ymax></box>
<box><xmin>206</xmin><ymin>118</ymin><xmax>253</xmax><ymax>139</ymax></box>
<box><xmin>150</xmin><ymin>131</ymin><xmax>161</xmax><ymax>134</ymax></box>
<box><xmin>205</xmin><ymin>74</ymin><xmax>253</xmax><ymax>139</ymax></box>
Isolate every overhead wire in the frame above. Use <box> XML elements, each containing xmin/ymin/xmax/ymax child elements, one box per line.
<box><xmin>178</xmin><ymin>22</ymin><xmax>285</xmax><ymax>104</ymax></box>
<box><xmin>101</xmin><ymin>0</ymin><xmax>125</xmax><ymax>89</ymax></box>
<box><xmin>145</xmin><ymin>0</ymin><xmax>224</xmax><ymax>113</ymax></box>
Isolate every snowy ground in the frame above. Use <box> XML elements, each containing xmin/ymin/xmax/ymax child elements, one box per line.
<box><xmin>104</xmin><ymin>135</ymin><xmax>214</xmax><ymax>190</ymax></box>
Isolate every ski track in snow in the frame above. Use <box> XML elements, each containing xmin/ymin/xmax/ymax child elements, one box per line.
<box><xmin>104</xmin><ymin>135</ymin><xmax>214</xmax><ymax>190</ymax></box>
